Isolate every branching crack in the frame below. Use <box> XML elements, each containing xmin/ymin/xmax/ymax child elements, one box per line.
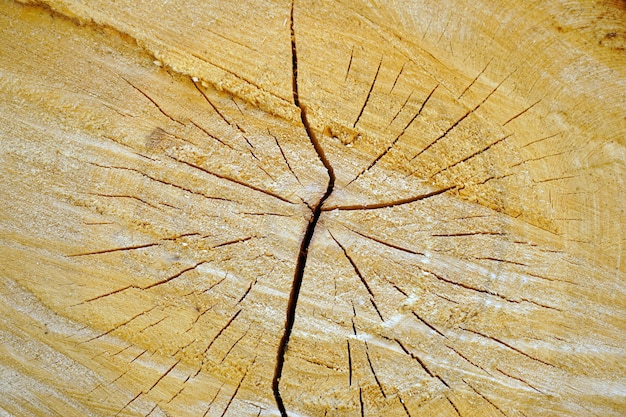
<box><xmin>272</xmin><ymin>1</ymin><xmax>336</xmax><ymax>415</ymax></box>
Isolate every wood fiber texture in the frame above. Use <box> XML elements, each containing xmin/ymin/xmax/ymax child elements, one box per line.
<box><xmin>0</xmin><ymin>0</ymin><xmax>625</xmax><ymax>416</ymax></box>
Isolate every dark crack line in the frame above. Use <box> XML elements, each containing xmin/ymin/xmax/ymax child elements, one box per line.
<box><xmin>328</xmin><ymin>231</ymin><xmax>376</xmax><ymax>300</ymax></box>
<box><xmin>410</xmin><ymin>72</ymin><xmax>513</xmax><ymax>162</ymax></box>
<box><xmin>347</xmin><ymin>340</ymin><xmax>353</xmax><ymax>386</ymax></box>
<box><xmin>269</xmin><ymin>128</ymin><xmax>302</xmax><ymax>185</ymax></box>
<box><xmin>390</xmin><ymin>62</ymin><xmax>405</xmax><ymax>93</ymax></box>
<box><xmin>272</xmin><ymin>1</ymin><xmax>335</xmax><ymax>415</ymax></box>
<box><xmin>445</xmin><ymin>394</ymin><xmax>462</xmax><ymax>417</ymax></box>
<box><xmin>121</xmin><ymin>76</ymin><xmax>184</xmax><ymax>126</ymax></box>
<box><xmin>343</xmin><ymin>226</ymin><xmax>425</xmax><ymax>257</ymax></box>
<box><xmin>345</xmin><ymin>46</ymin><xmax>354</xmax><ymax>82</ymax></box>
<box><xmin>463</xmin><ymin>380</ymin><xmax>509</xmax><ymax>416</ymax></box>
<box><xmin>324</xmin><ymin>185</ymin><xmax>453</xmax><ymax>211</ymax></box>
<box><xmin>429</xmin><ymin>133</ymin><xmax>513</xmax><ymax>179</ymax></box>
<box><xmin>457</xmin><ymin>58</ymin><xmax>492</xmax><ymax>100</ymax></box>
<box><xmin>462</xmin><ymin>328</ymin><xmax>555</xmax><ymax>367</ymax></box>
<box><xmin>503</xmin><ymin>99</ymin><xmax>541</xmax><ymax>126</ymax></box>
<box><xmin>364</xmin><ymin>341</ymin><xmax>387</xmax><ymax>398</ymax></box>
<box><xmin>174</xmin><ymin>157</ymin><xmax>295</xmax><ymax>204</ymax></box>
<box><xmin>398</xmin><ymin>395</ymin><xmax>413</xmax><ymax>417</ymax></box>
<box><xmin>353</xmin><ymin>56</ymin><xmax>382</xmax><ymax>128</ymax></box>
<box><xmin>347</xmin><ymin>83</ymin><xmax>438</xmax><ymax>186</ymax></box>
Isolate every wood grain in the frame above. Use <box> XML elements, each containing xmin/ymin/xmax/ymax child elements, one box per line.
<box><xmin>1</xmin><ymin>0</ymin><xmax>624</xmax><ymax>416</ymax></box>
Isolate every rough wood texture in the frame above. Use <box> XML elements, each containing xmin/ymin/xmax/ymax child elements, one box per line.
<box><xmin>1</xmin><ymin>0</ymin><xmax>625</xmax><ymax>416</ymax></box>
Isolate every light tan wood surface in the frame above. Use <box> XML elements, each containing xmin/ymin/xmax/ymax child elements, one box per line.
<box><xmin>1</xmin><ymin>0</ymin><xmax>625</xmax><ymax>416</ymax></box>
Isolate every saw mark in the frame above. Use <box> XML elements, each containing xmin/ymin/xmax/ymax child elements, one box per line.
<box><xmin>190</xmin><ymin>53</ymin><xmax>291</xmax><ymax>107</ymax></box>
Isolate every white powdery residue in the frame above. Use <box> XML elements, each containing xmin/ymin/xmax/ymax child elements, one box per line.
<box><xmin>1</xmin><ymin>279</ymin><xmax>92</xmax><ymax>340</ymax></box>
<box><xmin>352</xmin><ymin>332</ymin><xmax>373</xmax><ymax>343</ymax></box>
<box><xmin>0</xmin><ymin>363</ymin><xmax>97</xmax><ymax>416</ymax></box>
<box><xmin>382</xmin><ymin>313</ymin><xmax>405</xmax><ymax>328</ymax></box>
<box><xmin>402</xmin><ymin>294</ymin><xmax>419</xmax><ymax>307</ymax></box>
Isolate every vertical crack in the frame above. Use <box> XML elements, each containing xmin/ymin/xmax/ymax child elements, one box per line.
<box><xmin>272</xmin><ymin>1</ymin><xmax>335</xmax><ymax>416</ymax></box>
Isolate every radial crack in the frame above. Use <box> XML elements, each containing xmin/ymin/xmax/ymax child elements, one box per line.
<box><xmin>347</xmin><ymin>84</ymin><xmax>438</xmax><ymax>186</ymax></box>
<box><xmin>411</xmin><ymin>72</ymin><xmax>513</xmax><ymax>161</ymax></box>
<box><xmin>324</xmin><ymin>186</ymin><xmax>453</xmax><ymax>211</ymax></box>
<box><xmin>272</xmin><ymin>1</ymin><xmax>335</xmax><ymax>415</ymax></box>
<box><xmin>328</xmin><ymin>231</ymin><xmax>376</xmax><ymax>300</ymax></box>
<box><xmin>353</xmin><ymin>56</ymin><xmax>382</xmax><ymax>128</ymax></box>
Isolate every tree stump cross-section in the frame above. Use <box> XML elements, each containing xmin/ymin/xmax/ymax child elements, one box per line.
<box><xmin>0</xmin><ymin>0</ymin><xmax>625</xmax><ymax>416</ymax></box>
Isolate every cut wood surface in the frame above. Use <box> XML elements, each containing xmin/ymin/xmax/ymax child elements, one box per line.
<box><xmin>1</xmin><ymin>0</ymin><xmax>625</xmax><ymax>416</ymax></box>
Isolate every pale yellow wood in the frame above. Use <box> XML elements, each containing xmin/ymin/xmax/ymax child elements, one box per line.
<box><xmin>0</xmin><ymin>0</ymin><xmax>625</xmax><ymax>416</ymax></box>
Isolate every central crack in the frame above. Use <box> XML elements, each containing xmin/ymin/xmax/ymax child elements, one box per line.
<box><xmin>272</xmin><ymin>1</ymin><xmax>335</xmax><ymax>415</ymax></box>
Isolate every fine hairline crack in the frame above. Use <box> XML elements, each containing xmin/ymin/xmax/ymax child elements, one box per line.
<box><xmin>272</xmin><ymin>1</ymin><xmax>335</xmax><ymax>416</ymax></box>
